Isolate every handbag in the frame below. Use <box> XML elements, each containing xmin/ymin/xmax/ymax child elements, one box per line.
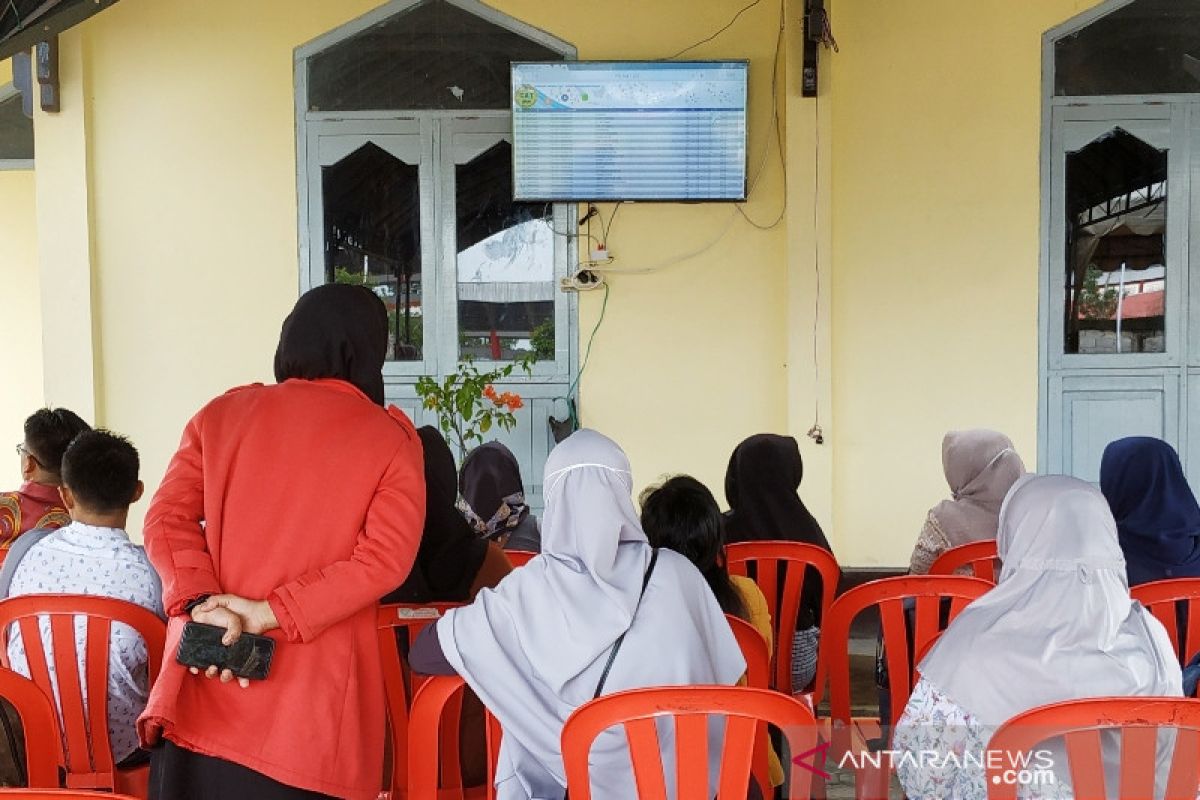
<box><xmin>593</xmin><ymin>548</ymin><xmax>659</xmax><ymax>699</ymax></box>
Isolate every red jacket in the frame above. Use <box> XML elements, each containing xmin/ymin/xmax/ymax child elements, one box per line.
<box><xmin>0</xmin><ymin>481</ymin><xmax>71</xmax><ymax>549</ymax></box>
<box><xmin>139</xmin><ymin>379</ymin><xmax>425</xmax><ymax>799</ymax></box>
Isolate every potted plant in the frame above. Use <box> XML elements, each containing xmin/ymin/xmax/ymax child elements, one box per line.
<box><xmin>415</xmin><ymin>356</ymin><xmax>534</xmax><ymax>459</ymax></box>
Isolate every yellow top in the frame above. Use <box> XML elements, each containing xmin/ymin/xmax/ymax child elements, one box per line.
<box><xmin>731</xmin><ymin>575</ymin><xmax>774</xmax><ymax>652</ymax></box>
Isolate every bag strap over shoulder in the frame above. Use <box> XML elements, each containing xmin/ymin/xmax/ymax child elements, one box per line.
<box><xmin>593</xmin><ymin>548</ymin><xmax>659</xmax><ymax>700</ymax></box>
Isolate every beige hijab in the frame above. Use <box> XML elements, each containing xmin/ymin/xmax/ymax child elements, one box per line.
<box><xmin>931</xmin><ymin>429</ymin><xmax>1025</xmax><ymax>547</ymax></box>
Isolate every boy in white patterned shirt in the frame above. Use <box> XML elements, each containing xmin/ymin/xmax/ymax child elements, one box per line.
<box><xmin>0</xmin><ymin>429</ymin><xmax>164</xmax><ymax>767</ymax></box>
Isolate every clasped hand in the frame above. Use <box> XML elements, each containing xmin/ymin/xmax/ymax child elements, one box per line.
<box><xmin>189</xmin><ymin>594</ymin><xmax>279</xmax><ymax>689</ymax></box>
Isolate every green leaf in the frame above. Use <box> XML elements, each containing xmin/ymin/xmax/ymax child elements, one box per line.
<box><xmin>455</xmin><ymin>387</ymin><xmax>474</xmax><ymax>420</ymax></box>
<box><xmin>479</xmin><ymin>414</ymin><xmax>492</xmax><ymax>434</ymax></box>
<box><xmin>440</xmin><ymin>417</ymin><xmax>451</xmax><ymax>434</ymax></box>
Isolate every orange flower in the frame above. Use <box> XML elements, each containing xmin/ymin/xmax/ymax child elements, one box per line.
<box><xmin>483</xmin><ymin>385</ymin><xmax>498</xmax><ymax>401</ymax></box>
<box><xmin>499</xmin><ymin>392</ymin><xmax>524</xmax><ymax>410</ymax></box>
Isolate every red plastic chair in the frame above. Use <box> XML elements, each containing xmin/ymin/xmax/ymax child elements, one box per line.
<box><xmin>377</xmin><ymin>603</ymin><xmax>465</xmax><ymax>799</ymax></box>
<box><xmin>0</xmin><ymin>595</ymin><xmax>166</xmax><ymax>797</ymax></box>
<box><xmin>986</xmin><ymin>697</ymin><xmax>1200</xmax><ymax>799</ymax></box>
<box><xmin>929</xmin><ymin>540</ymin><xmax>999</xmax><ymax>582</ymax></box>
<box><xmin>407</xmin><ymin>676</ymin><xmax>502</xmax><ymax>800</ymax></box>
<box><xmin>561</xmin><ymin>685</ymin><xmax>818</xmax><ymax>800</ymax></box>
<box><xmin>0</xmin><ymin>792</ymin><xmax>142</xmax><ymax>798</ymax></box>
<box><xmin>1131</xmin><ymin>578</ymin><xmax>1200</xmax><ymax>671</ymax></box>
<box><xmin>725</xmin><ymin>614</ymin><xmax>770</xmax><ymax>691</ymax></box>
<box><xmin>0</xmin><ymin>667</ymin><xmax>64</xmax><ymax>788</ymax></box>
<box><xmin>725</xmin><ymin>541</ymin><xmax>840</xmax><ymax>694</ymax></box>
<box><xmin>723</xmin><ymin>616</ymin><xmax>774</xmax><ymax>797</ymax></box>
<box><xmin>817</xmin><ymin>575</ymin><xmax>992</xmax><ymax>799</ymax></box>
<box><xmin>504</xmin><ymin>550</ymin><xmax>537</xmax><ymax>568</ymax></box>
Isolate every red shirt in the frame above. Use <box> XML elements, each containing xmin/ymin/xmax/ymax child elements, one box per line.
<box><xmin>0</xmin><ymin>481</ymin><xmax>70</xmax><ymax>549</ymax></box>
<box><xmin>138</xmin><ymin>379</ymin><xmax>425</xmax><ymax>799</ymax></box>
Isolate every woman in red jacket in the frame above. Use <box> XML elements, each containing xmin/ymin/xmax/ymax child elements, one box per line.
<box><xmin>139</xmin><ymin>284</ymin><xmax>426</xmax><ymax>800</ymax></box>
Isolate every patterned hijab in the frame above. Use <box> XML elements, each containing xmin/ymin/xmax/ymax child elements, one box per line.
<box><xmin>1100</xmin><ymin>436</ymin><xmax>1200</xmax><ymax>586</ymax></box>
<box><xmin>457</xmin><ymin>441</ymin><xmax>529</xmax><ymax>539</ymax></box>
<box><xmin>930</xmin><ymin>429</ymin><xmax>1025</xmax><ymax>547</ymax></box>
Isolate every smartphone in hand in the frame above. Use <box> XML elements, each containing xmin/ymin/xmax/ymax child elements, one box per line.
<box><xmin>176</xmin><ymin>621</ymin><xmax>275</xmax><ymax>680</ymax></box>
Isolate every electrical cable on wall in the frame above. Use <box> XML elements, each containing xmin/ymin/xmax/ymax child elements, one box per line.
<box><xmin>807</xmin><ymin>74</ymin><xmax>824</xmax><ymax>445</ymax></box>
<box><xmin>666</xmin><ymin>0</ymin><xmax>765</xmax><ymax>60</ymax></box>
<box><xmin>590</xmin><ymin>0</ymin><xmax>786</xmax><ymax>273</ymax></box>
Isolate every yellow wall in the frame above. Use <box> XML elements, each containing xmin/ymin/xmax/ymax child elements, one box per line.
<box><xmin>65</xmin><ymin>0</ymin><xmax>787</xmax><ymax>538</ymax></box>
<box><xmin>36</xmin><ymin>0</ymin><xmax>1118</xmax><ymax>561</ymax></box>
<box><xmin>0</xmin><ymin>61</ymin><xmax>45</xmax><ymax>488</ymax></box>
<box><xmin>826</xmin><ymin>0</ymin><xmax>1103</xmax><ymax>564</ymax></box>
<box><xmin>0</xmin><ymin>169</ymin><xmax>42</xmax><ymax>487</ymax></box>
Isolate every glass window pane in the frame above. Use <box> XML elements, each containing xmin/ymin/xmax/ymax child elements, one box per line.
<box><xmin>308</xmin><ymin>0</ymin><xmax>561</xmax><ymax>112</ymax></box>
<box><xmin>323</xmin><ymin>142</ymin><xmax>423</xmax><ymax>362</ymax></box>
<box><xmin>1064</xmin><ymin>128</ymin><xmax>1167</xmax><ymax>355</ymax></box>
<box><xmin>1055</xmin><ymin>0</ymin><xmax>1200</xmax><ymax>96</ymax></box>
<box><xmin>456</xmin><ymin>141</ymin><xmax>555</xmax><ymax>362</ymax></box>
<box><xmin>0</xmin><ymin>92</ymin><xmax>33</xmax><ymax>160</ymax></box>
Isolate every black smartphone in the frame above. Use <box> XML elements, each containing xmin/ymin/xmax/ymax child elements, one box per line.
<box><xmin>176</xmin><ymin>621</ymin><xmax>276</xmax><ymax>680</ymax></box>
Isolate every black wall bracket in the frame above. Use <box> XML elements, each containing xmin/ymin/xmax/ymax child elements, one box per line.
<box><xmin>802</xmin><ymin>0</ymin><xmax>830</xmax><ymax>98</ymax></box>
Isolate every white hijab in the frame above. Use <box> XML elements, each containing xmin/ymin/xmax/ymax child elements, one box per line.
<box><xmin>438</xmin><ymin>430</ymin><xmax>745</xmax><ymax>800</ymax></box>
<box><xmin>922</xmin><ymin>474</ymin><xmax>1181</xmax><ymax>725</ymax></box>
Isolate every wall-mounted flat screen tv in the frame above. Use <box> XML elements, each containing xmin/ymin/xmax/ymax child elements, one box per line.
<box><xmin>511</xmin><ymin>61</ymin><xmax>748</xmax><ymax>202</ymax></box>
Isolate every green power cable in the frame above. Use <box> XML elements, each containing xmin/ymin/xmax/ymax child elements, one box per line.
<box><xmin>561</xmin><ymin>283</ymin><xmax>610</xmax><ymax>429</ymax></box>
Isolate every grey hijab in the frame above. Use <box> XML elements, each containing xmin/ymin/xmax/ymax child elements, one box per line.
<box><xmin>920</xmin><ymin>474</ymin><xmax>1181</xmax><ymax>728</ymax></box>
<box><xmin>930</xmin><ymin>429</ymin><xmax>1025</xmax><ymax>547</ymax></box>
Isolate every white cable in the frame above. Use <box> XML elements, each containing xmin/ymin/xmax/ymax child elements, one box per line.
<box><xmin>589</xmin><ymin>209</ymin><xmax>739</xmax><ymax>275</ymax></box>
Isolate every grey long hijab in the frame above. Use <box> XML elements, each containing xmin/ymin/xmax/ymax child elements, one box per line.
<box><xmin>437</xmin><ymin>430</ymin><xmax>745</xmax><ymax>799</ymax></box>
<box><xmin>930</xmin><ymin>429</ymin><xmax>1025</xmax><ymax>547</ymax></box>
<box><xmin>920</xmin><ymin>474</ymin><xmax>1181</xmax><ymax>728</ymax></box>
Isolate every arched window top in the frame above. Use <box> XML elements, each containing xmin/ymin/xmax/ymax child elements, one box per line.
<box><xmin>305</xmin><ymin>0</ymin><xmax>566</xmax><ymax>112</ymax></box>
<box><xmin>1054</xmin><ymin>0</ymin><xmax>1200</xmax><ymax>96</ymax></box>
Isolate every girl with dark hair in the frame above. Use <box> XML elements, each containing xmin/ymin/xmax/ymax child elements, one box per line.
<box><xmin>140</xmin><ymin>284</ymin><xmax>426</xmax><ymax>800</ymax></box>
<box><xmin>640</xmin><ymin>474</ymin><xmax>782</xmax><ymax>789</ymax></box>
<box><xmin>640</xmin><ymin>475</ymin><xmax>752</xmax><ymax>620</ymax></box>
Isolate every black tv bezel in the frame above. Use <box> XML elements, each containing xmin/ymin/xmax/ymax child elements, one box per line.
<box><xmin>509</xmin><ymin>59</ymin><xmax>750</xmax><ymax>204</ymax></box>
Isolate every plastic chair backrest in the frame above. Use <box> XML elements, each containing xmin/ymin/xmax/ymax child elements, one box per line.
<box><xmin>725</xmin><ymin>614</ymin><xmax>770</xmax><ymax>691</ymax></box>
<box><xmin>0</xmin><ymin>667</ymin><xmax>64</xmax><ymax>788</ymax></box>
<box><xmin>377</xmin><ymin>602</ymin><xmax>464</xmax><ymax>798</ymax></box>
<box><xmin>722</xmin><ymin>615</ymin><xmax>773</xmax><ymax>797</ymax></box>
<box><xmin>986</xmin><ymin>697</ymin><xmax>1200</xmax><ymax>799</ymax></box>
<box><xmin>929</xmin><ymin>540</ymin><xmax>999</xmax><ymax>582</ymax></box>
<box><xmin>0</xmin><ymin>792</ymin><xmax>142</xmax><ymax>799</ymax></box>
<box><xmin>819</xmin><ymin>575</ymin><xmax>992</xmax><ymax>734</ymax></box>
<box><xmin>504</xmin><ymin>550</ymin><xmax>537</xmax><ymax>568</ymax></box>
<box><xmin>407</xmin><ymin>675</ymin><xmax>502</xmax><ymax>800</ymax></box>
<box><xmin>725</xmin><ymin>541</ymin><xmax>840</xmax><ymax>694</ymax></box>
<box><xmin>561</xmin><ymin>685</ymin><xmax>818</xmax><ymax>800</ymax></box>
<box><xmin>0</xmin><ymin>595</ymin><xmax>166</xmax><ymax>791</ymax></box>
<box><xmin>1131</xmin><ymin>578</ymin><xmax>1200</xmax><ymax>669</ymax></box>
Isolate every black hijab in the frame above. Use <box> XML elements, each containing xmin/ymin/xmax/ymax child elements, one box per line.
<box><xmin>724</xmin><ymin>434</ymin><xmax>834</xmax><ymax>627</ymax></box>
<box><xmin>458</xmin><ymin>441</ymin><xmax>530</xmax><ymax>539</ymax></box>
<box><xmin>273</xmin><ymin>284</ymin><xmax>388</xmax><ymax>406</ymax></box>
<box><xmin>383</xmin><ymin>427</ymin><xmax>489</xmax><ymax>604</ymax></box>
<box><xmin>724</xmin><ymin>434</ymin><xmax>831</xmax><ymax>549</ymax></box>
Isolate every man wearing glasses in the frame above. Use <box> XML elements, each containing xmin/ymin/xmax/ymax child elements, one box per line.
<box><xmin>3</xmin><ymin>408</ymin><xmax>91</xmax><ymax>551</ymax></box>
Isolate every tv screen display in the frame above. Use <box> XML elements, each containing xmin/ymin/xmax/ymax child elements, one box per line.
<box><xmin>511</xmin><ymin>61</ymin><xmax>748</xmax><ymax>202</ymax></box>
